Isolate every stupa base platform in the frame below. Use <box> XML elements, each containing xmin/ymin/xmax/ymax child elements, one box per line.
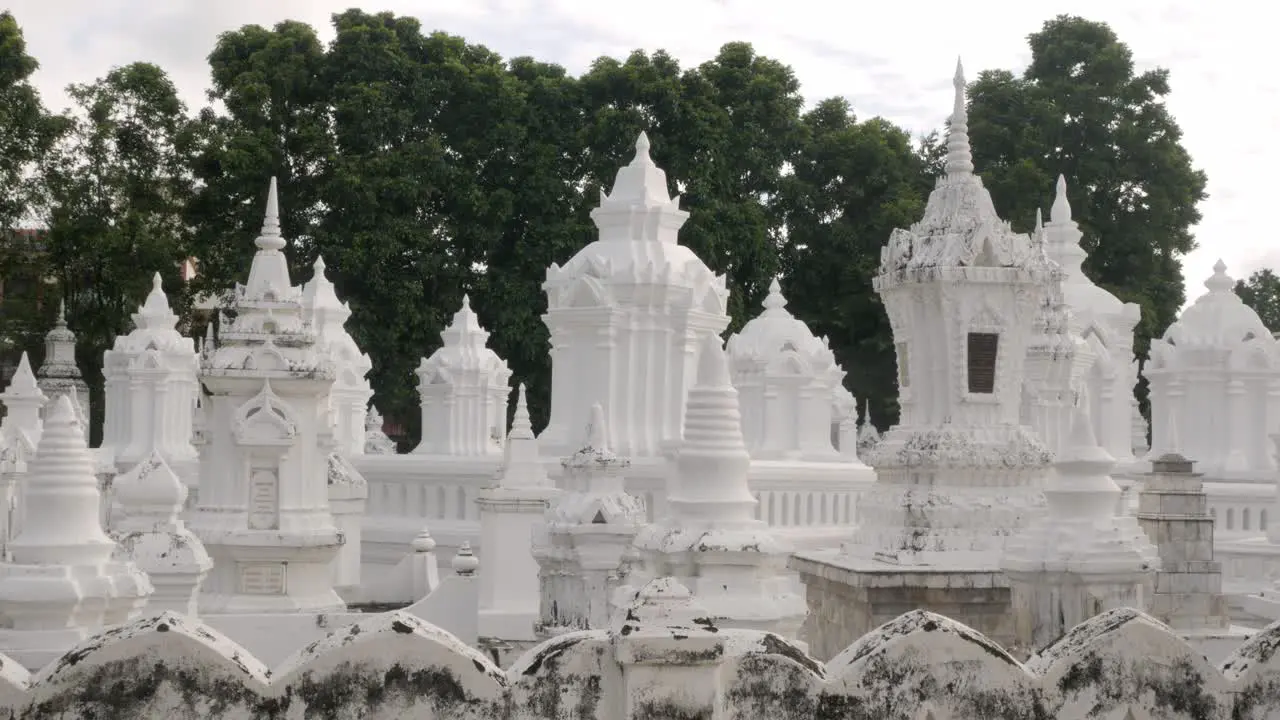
<box><xmin>789</xmin><ymin>548</ymin><xmax>1012</xmax><ymax>662</ymax></box>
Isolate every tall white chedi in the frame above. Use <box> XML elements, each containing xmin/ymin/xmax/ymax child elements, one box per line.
<box><xmin>1021</xmin><ymin>211</ymin><xmax>1093</xmax><ymax>455</ymax></box>
<box><xmin>852</xmin><ymin>59</ymin><xmax>1052</xmax><ymax>567</ymax></box>
<box><xmin>540</xmin><ymin>132</ymin><xmax>730</xmax><ymax>459</ymax></box>
<box><xmin>101</xmin><ymin>273</ymin><xmax>201</xmax><ymax>488</ymax></box>
<box><xmin>189</xmin><ymin>177</ymin><xmax>346</xmax><ymax>613</ymax></box>
<box><xmin>1043</xmin><ymin>176</ymin><xmax>1143</xmax><ymax>466</ymax></box>
<box><xmin>36</xmin><ymin>300</ymin><xmax>90</xmax><ymax>441</ymax></box>
<box><xmin>477</xmin><ymin>385</ymin><xmax>560</xmax><ymax>642</ymax></box>
<box><xmin>1145</xmin><ymin>260</ymin><xmax>1280</xmax><ymax>478</ymax></box>
<box><xmin>632</xmin><ymin>335</ymin><xmax>806</xmax><ymax>639</ymax></box>
<box><xmin>0</xmin><ymin>396</ymin><xmax>152</xmax><ymax>668</ymax></box>
<box><xmin>727</xmin><ymin>277</ymin><xmax>850</xmax><ymax>461</ymax></box>
<box><xmin>302</xmin><ymin>256</ymin><xmax>373</xmax><ymax>457</ymax></box>
<box><xmin>1002</xmin><ymin>398</ymin><xmax>1158</xmax><ymax>651</ymax></box>
<box><xmin>414</xmin><ymin>296</ymin><xmax>512</xmax><ymax>456</ymax></box>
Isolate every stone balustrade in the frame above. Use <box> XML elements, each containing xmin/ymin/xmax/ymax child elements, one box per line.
<box><xmin>9</xmin><ymin>578</ymin><xmax>1280</xmax><ymax>719</ymax></box>
<box><xmin>357</xmin><ymin>454</ymin><xmax>872</xmax><ymax>571</ymax></box>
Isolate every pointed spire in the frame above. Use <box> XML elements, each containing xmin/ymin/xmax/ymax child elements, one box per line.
<box><xmin>302</xmin><ymin>254</ymin><xmax>348</xmax><ymax>322</ymax></box>
<box><xmin>56</xmin><ymin>298</ymin><xmax>66</xmax><ymax>327</ymax></box>
<box><xmin>440</xmin><ymin>294</ymin><xmax>487</xmax><ymax>346</ymax></box>
<box><xmin>1050</xmin><ymin>174</ymin><xmax>1072</xmax><ymax>223</ymax></box>
<box><xmin>1034</xmin><ymin>208</ymin><xmax>1044</xmax><ymax>235</ymax></box>
<box><xmin>12</xmin><ymin>394</ymin><xmax>114</xmax><ymax>564</ymax></box>
<box><xmin>672</xmin><ymin>333</ymin><xmax>755</xmax><ymax>520</ymax></box>
<box><xmin>762</xmin><ymin>276</ymin><xmax>789</xmax><ymax>314</ymax></box>
<box><xmin>511</xmin><ymin>384</ymin><xmax>533</xmax><ymax>440</ymax></box>
<box><xmin>495</xmin><ymin>383</ymin><xmax>549</xmax><ymax>489</ymax></box>
<box><xmin>945</xmin><ymin>57</ymin><xmax>974</xmax><ymax>177</ymax></box>
<box><xmin>243</xmin><ymin>176</ymin><xmax>294</xmax><ymax>297</ymax></box>
<box><xmin>257</xmin><ymin>176</ymin><xmax>284</xmax><ymax>251</ymax></box>
<box><xmin>1205</xmin><ymin>258</ymin><xmax>1234</xmax><ymax>293</ymax></box>
<box><xmin>134</xmin><ymin>271</ymin><xmax>178</xmax><ymax>330</ymax></box>
<box><xmin>597</xmin><ymin>130</ymin><xmax>676</xmax><ymax>212</ymax></box>
<box><xmin>3</xmin><ymin>353</ymin><xmax>42</xmax><ymax>399</ymax></box>
<box><xmin>635</xmin><ymin>131</ymin><xmax>652</xmax><ymax>161</ymax></box>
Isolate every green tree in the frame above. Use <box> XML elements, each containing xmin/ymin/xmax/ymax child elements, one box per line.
<box><xmin>578</xmin><ymin>43</ymin><xmax>806</xmax><ymax>326</ymax></box>
<box><xmin>0</xmin><ymin>12</ymin><xmax>67</xmax><ymax>375</ymax></box>
<box><xmin>473</xmin><ymin>55</ymin><xmax>590</xmax><ymax>430</ymax></box>
<box><xmin>316</xmin><ymin>11</ymin><xmax>554</xmax><ymax>442</ymax></box>
<box><xmin>779</xmin><ymin>99</ymin><xmax>933</xmax><ymax>428</ymax></box>
<box><xmin>1237</xmin><ymin>268</ymin><xmax>1280</xmax><ymax>334</ymax></box>
<box><xmin>41</xmin><ymin>62</ymin><xmax>196</xmax><ymax>442</ymax></box>
<box><xmin>966</xmin><ymin>15</ymin><xmax>1208</xmax><ymax>356</ymax></box>
<box><xmin>184</xmin><ymin>20</ymin><xmax>334</xmax><ymax>311</ymax></box>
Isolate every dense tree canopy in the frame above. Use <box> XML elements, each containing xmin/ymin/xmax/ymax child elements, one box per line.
<box><xmin>1237</xmin><ymin>269</ymin><xmax>1280</xmax><ymax>334</ymax></box>
<box><xmin>966</xmin><ymin>15</ymin><xmax>1208</xmax><ymax>358</ymax></box>
<box><xmin>0</xmin><ymin>12</ymin><xmax>66</xmax><ymax>367</ymax></box>
<box><xmin>0</xmin><ymin>10</ymin><xmax>1213</xmax><ymax>444</ymax></box>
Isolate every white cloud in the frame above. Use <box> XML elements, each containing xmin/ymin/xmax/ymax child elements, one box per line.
<box><xmin>7</xmin><ymin>0</ymin><xmax>1264</xmax><ymax>304</ymax></box>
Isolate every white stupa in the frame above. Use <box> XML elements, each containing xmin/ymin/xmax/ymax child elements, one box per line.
<box><xmin>632</xmin><ymin>334</ymin><xmax>806</xmax><ymax>639</ymax></box>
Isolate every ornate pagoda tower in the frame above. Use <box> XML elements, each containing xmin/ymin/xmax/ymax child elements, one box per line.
<box><xmin>189</xmin><ymin>178</ymin><xmax>346</xmax><ymax>614</ymax></box>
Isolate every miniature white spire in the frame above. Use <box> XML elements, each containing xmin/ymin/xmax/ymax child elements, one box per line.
<box><xmin>669</xmin><ymin>334</ymin><xmax>756</xmax><ymax>523</ymax></box>
<box><xmin>56</xmin><ymin>298</ymin><xmax>66</xmax><ymax>327</ymax></box>
<box><xmin>495</xmin><ymin>384</ymin><xmax>551</xmax><ymax>489</ymax></box>
<box><xmin>762</xmin><ymin>276</ymin><xmax>788</xmax><ymax>314</ymax></box>
<box><xmin>10</xmin><ymin>395</ymin><xmax>114</xmax><ymax>565</ymax></box>
<box><xmin>302</xmin><ymin>255</ymin><xmax>351</xmax><ymax>324</ymax></box>
<box><xmin>439</xmin><ymin>294</ymin><xmax>487</xmax><ymax>345</ymax></box>
<box><xmin>133</xmin><ymin>272</ymin><xmax>179</xmax><ymax>331</ymax></box>
<box><xmin>257</xmin><ymin>176</ymin><xmax>284</xmax><ymax>252</ymax></box>
<box><xmin>244</xmin><ymin>176</ymin><xmax>292</xmax><ymax>298</ymax></box>
<box><xmin>945</xmin><ymin>57</ymin><xmax>974</xmax><ymax>177</ymax></box>
<box><xmin>595</xmin><ymin>130</ymin><xmax>681</xmax><ymax>223</ymax></box>
<box><xmin>1050</xmin><ymin>173</ymin><xmax>1072</xmax><ymax>223</ymax></box>
<box><xmin>1042</xmin><ymin>175</ymin><xmax>1088</xmax><ymax>280</ymax></box>
<box><xmin>0</xmin><ymin>352</ymin><xmax>45</xmax><ymax>435</ymax></box>
<box><xmin>2</xmin><ymin>353</ymin><xmax>42</xmax><ymax>401</ymax></box>
<box><xmin>1204</xmin><ymin>258</ymin><xmax>1234</xmax><ymax>293</ymax></box>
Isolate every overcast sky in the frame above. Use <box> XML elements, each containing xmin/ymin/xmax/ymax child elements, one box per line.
<box><xmin>6</xmin><ymin>0</ymin><xmax>1263</xmax><ymax>308</ymax></box>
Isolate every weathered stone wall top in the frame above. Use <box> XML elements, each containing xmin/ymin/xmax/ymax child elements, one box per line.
<box><xmin>8</xmin><ymin>583</ymin><xmax>1280</xmax><ymax>718</ymax></box>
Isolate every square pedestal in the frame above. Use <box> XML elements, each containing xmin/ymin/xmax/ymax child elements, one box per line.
<box><xmin>789</xmin><ymin>549</ymin><xmax>1012</xmax><ymax>662</ymax></box>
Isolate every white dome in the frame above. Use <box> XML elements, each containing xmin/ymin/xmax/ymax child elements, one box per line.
<box><xmin>416</xmin><ymin>296</ymin><xmax>511</xmax><ymax>383</ymax></box>
<box><xmin>544</xmin><ymin>133</ymin><xmax>727</xmax><ymax>315</ymax></box>
<box><xmin>727</xmin><ymin>278</ymin><xmax>840</xmax><ymax>379</ymax></box>
<box><xmin>1163</xmin><ymin>260</ymin><xmax>1270</xmax><ymax>348</ymax></box>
